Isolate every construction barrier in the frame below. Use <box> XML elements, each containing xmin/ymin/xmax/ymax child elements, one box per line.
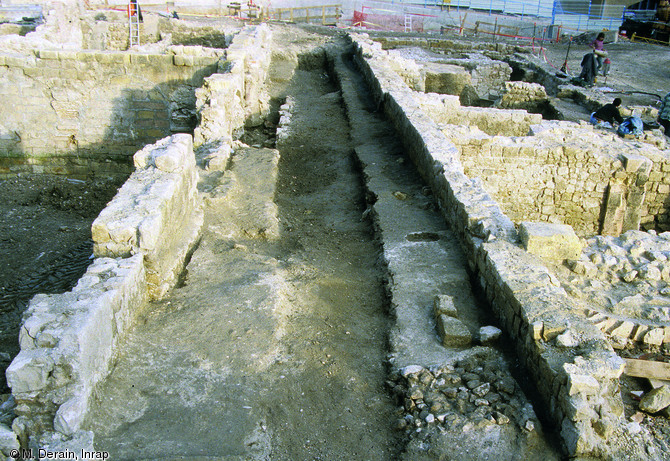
<box><xmin>270</xmin><ymin>4</ymin><xmax>341</xmax><ymax>26</ymax></box>
<box><xmin>353</xmin><ymin>7</ymin><xmax>428</xmax><ymax>32</ymax></box>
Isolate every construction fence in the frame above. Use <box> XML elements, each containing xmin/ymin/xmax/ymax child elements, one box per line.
<box><xmin>349</xmin><ymin>0</ymin><xmax>628</xmax><ymax>37</ymax></box>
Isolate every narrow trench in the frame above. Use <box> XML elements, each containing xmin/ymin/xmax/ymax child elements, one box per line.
<box><xmin>257</xmin><ymin>50</ymin><xmax>401</xmax><ymax>459</ymax></box>
<box><xmin>83</xmin><ymin>44</ymin><xmax>401</xmax><ymax>459</ymax></box>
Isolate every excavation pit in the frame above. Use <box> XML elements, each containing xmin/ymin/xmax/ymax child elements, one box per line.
<box><xmin>1</xmin><ymin>7</ymin><xmax>670</xmax><ymax>460</ymax></box>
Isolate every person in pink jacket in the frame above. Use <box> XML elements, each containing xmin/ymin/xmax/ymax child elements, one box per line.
<box><xmin>590</xmin><ymin>32</ymin><xmax>607</xmax><ymax>75</ymax></box>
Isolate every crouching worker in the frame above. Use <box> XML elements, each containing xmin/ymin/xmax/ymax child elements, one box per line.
<box><xmin>658</xmin><ymin>91</ymin><xmax>670</xmax><ymax>136</ymax></box>
<box><xmin>590</xmin><ymin>97</ymin><xmax>623</xmax><ymax>128</ymax></box>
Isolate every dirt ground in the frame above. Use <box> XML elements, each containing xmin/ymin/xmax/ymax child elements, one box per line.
<box><xmin>527</xmin><ymin>35</ymin><xmax>670</xmax><ymax>114</ymax></box>
<box><xmin>82</xmin><ymin>28</ymin><xmax>404</xmax><ymax>459</ymax></box>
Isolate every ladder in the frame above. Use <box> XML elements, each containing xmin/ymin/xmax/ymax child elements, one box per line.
<box><xmin>404</xmin><ymin>14</ymin><xmax>412</xmax><ymax>33</ymax></box>
<box><xmin>128</xmin><ymin>0</ymin><xmax>141</xmax><ymax>47</ymax></box>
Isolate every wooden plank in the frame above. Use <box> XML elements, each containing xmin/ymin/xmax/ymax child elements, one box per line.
<box><xmin>624</xmin><ymin>358</ymin><xmax>670</xmax><ymax>381</ymax></box>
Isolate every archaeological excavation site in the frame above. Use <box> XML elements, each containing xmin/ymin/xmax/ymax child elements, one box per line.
<box><xmin>1</xmin><ymin>0</ymin><xmax>670</xmax><ymax>459</ymax></box>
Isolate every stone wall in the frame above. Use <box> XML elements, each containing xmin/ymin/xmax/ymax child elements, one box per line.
<box><xmin>7</xmin><ymin>255</ymin><xmax>148</xmax><ymax>437</ymax></box>
<box><xmin>349</xmin><ymin>32</ymin><xmax>626</xmax><ymax>458</ymax></box>
<box><xmin>414</xmin><ymin>89</ymin><xmax>670</xmax><ymax>236</ymax></box>
<box><xmin>0</xmin><ymin>46</ymin><xmax>222</xmax><ymax>178</ymax></box>
<box><xmin>6</xmin><ymin>133</ymin><xmax>204</xmax><ymax>447</ymax></box>
<box><xmin>81</xmin><ymin>13</ymin><xmax>236</xmax><ymax>51</ymax></box>
<box><xmin>638</xmin><ymin>149</ymin><xmax>670</xmax><ymax>231</ymax></box>
<box><xmin>380</xmin><ymin>37</ymin><xmax>515</xmax><ymax>101</ymax></box>
<box><xmin>3</xmin><ymin>24</ymin><xmax>274</xmax><ymax>452</ymax></box>
<box><xmin>194</xmin><ymin>23</ymin><xmax>272</xmax><ymax>168</ymax></box>
<box><xmin>92</xmin><ymin>133</ymin><xmax>203</xmax><ymax>300</ymax></box>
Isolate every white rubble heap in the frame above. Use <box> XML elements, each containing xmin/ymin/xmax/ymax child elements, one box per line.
<box><xmin>559</xmin><ymin>229</ymin><xmax>670</xmax><ymax>345</ymax></box>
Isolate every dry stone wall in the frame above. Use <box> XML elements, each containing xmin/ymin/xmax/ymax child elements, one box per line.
<box><xmin>6</xmin><ymin>255</ymin><xmax>147</xmax><ymax>437</ymax></box>
<box><xmin>414</xmin><ymin>90</ymin><xmax>670</xmax><ymax>236</ymax></box>
<box><xmin>0</xmin><ymin>46</ymin><xmax>222</xmax><ymax>178</ymax></box>
<box><xmin>194</xmin><ymin>23</ymin><xmax>272</xmax><ymax>169</ymax></box>
<box><xmin>92</xmin><ymin>133</ymin><xmax>203</xmax><ymax>300</ymax></box>
<box><xmin>349</xmin><ymin>32</ymin><xmax>626</xmax><ymax>458</ymax></box>
<box><xmin>4</xmin><ymin>24</ymin><xmax>274</xmax><ymax>453</ymax></box>
<box><xmin>380</xmin><ymin>37</ymin><xmax>514</xmax><ymax>101</ymax></box>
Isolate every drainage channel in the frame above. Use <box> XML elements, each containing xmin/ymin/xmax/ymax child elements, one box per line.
<box><xmin>81</xmin><ymin>34</ymin><xmax>560</xmax><ymax>460</ymax></box>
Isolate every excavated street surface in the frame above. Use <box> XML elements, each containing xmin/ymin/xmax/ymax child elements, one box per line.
<box><xmin>79</xmin><ymin>29</ymin><xmax>561</xmax><ymax>459</ymax></box>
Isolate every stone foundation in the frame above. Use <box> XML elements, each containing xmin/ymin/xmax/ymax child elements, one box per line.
<box><xmin>349</xmin><ymin>32</ymin><xmax>626</xmax><ymax>458</ymax></box>
<box><xmin>194</xmin><ymin>23</ymin><xmax>272</xmax><ymax>160</ymax></box>
<box><xmin>0</xmin><ymin>45</ymin><xmax>223</xmax><ymax>178</ymax></box>
<box><xmin>7</xmin><ymin>255</ymin><xmax>147</xmax><ymax>437</ymax></box>
<box><xmin>5</xmin><ymin>24</ymin><xmax>274</xmax><ymax>452</ymax></box>
<box><xmin>92</xmin><ymin>133</ymin><xmax>203</xmax><ymax>300</ymax></box>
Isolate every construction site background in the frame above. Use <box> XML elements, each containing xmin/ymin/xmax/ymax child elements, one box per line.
<box><xmin>1</xmin><ymin>0</ymin><xmax>661</xmax><ymax>37</ymax></box>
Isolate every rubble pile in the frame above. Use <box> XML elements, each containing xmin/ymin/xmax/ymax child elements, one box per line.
<box><xmin>390</xmin><ymin>357</ymin><xmax>541</xmax><ymax>435</ymax></box>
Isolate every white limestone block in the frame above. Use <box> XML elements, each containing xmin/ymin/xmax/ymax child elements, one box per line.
<box><xmin>53</xmin><ymin>394</ymin><xmax>88</xmax><ymax>436</ymax></box>
<box><xmin>433</xmin><ymin>294</ymin><xmax>457</xmax><ymax>318</ymax></box>
<box><xmin>479</xmin><ymin>325</ymin><xmax>502</xmax><ymax>345</ymax></box>
<box><xmin>6</xmin><ymin>349</ymin><xmax>54</xmax><ymax>394</ymax></box>
<box><xmin>0</xmin><ymin>423</ymin><xmax>19</xmax><ymax>454</ymax></box>
<box><xmin>519</xmin><ymin>221</ymin><xmax>583</xmax><ymax>261</ymax></box>
<box><xmin>567</xmin><ymin>373</ymin><xmax>600</xmax><ymax>396</ymax></box>
<box><xmin>436</xmin><ymin>315</ymin><xmax>472</xmax><ymax>347</ymax></box>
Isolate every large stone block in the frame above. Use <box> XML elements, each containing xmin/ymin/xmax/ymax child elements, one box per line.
<box><xmin>519</xmin><ymin>221</ymin><xmax>582</xmax><ymax>261</ymax></box>
<box><xmin>6</xmin><ymin>349</ymin><xmax>54</xmax><ymax>394</ymax></box>
<box><xmin>436</xmin><ymin>314</ymin><xmax>472</xmax><ymax>347</ymax></box>
<box><xmin>639</xmin><ymin>385</ymin><xmax>670</xmax><ymax>413</ymax></box>
<box><xmin>433</xmin><ymin>294</ymin><xmax>457</xmax><ymax>318</ymax></box>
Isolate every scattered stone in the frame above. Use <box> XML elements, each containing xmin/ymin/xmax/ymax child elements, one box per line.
<box><xmin>472</xmin><ymin>383</ymin><xmax>490</xmax><ymax>397</ymax></box>
<box><xmin>434</xmin><ymin>295</ymin><xmax>458</xmax><ymax>318</ymax></box>
<box><xmin>478</xmin><ymin>325</ymin><xmax>502</xmax><ymax>345</ymax></box>
<box><xmin>393</xmin><ymin>191</ymin><xmax>408</xmax><ymax>200</ymax></box>
<box><xmin>644</xmin><ymin>328</ymin><xmax>665</xmax><ymax>346</ymax></box>
<box><xmin>630</xmin><ymin>390</ymin><xmax>644</xmax><ymax>399</ymax></box>
<box><xmin>435</xmin><ymin>315</ymin><xmax>472</xmax><ymax>347</ymax></box>
<box><xmin>401</xmin><ymin>365</ymin><xmax>424</xmax><ymax>377</ymax></box>
<box><xmin>630</xmin><ymin>412</ymin><xmax>645</xmax><ymax>423</ymax></box>
<box><xmin>639</xmin><ymin>385</ymin><xmax>670</xmax><ymax>414</ymax></box>
<box><xmin>494</xmin><ymin>411</ymin><xmax>510</xmax><ymax>425</ymax></box>
<box><xmin>410</xmin><ymin>387</ymin><xmax>424</xmax><ymax>400</ymax></box>
<box><xmin>623</xmin><ymin>270</ymin><xmax>638</xmax><ymax>282</ymax></box>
